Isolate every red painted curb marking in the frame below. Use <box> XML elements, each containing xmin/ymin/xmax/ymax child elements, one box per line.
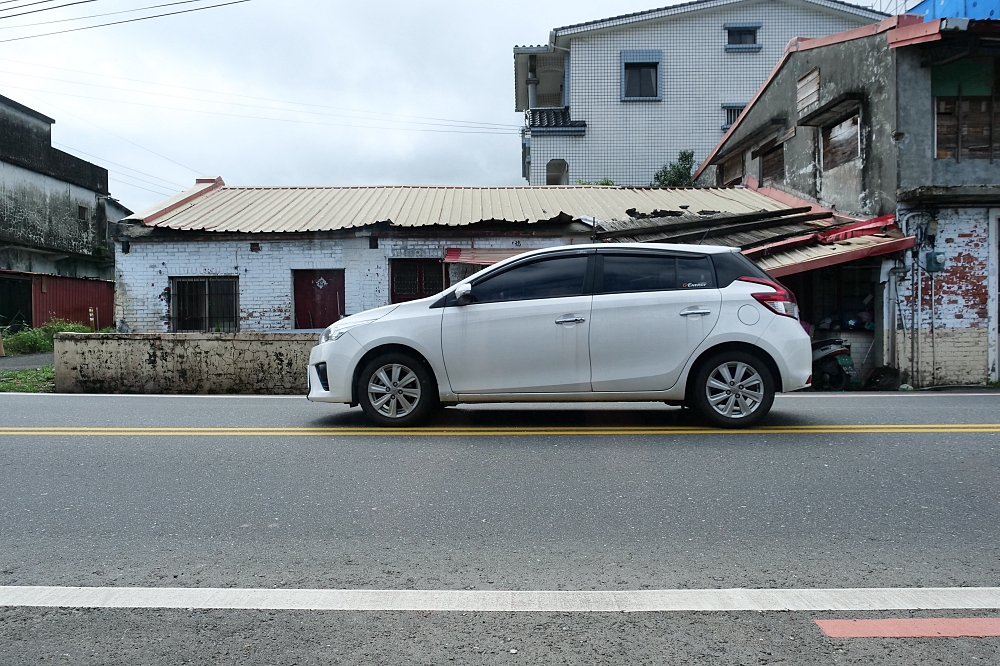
<box><xmin>816</xmin><ymin>618</ymin><xmax>1000</xmax><ymax>638</ymax></box>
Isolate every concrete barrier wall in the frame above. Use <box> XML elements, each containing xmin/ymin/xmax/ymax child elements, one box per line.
<box><xmin>54</xmin><ymin>332</ymin><xmax>318</xmax><ymax>394</ymax></box>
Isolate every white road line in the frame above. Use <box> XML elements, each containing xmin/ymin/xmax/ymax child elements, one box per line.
<box><xmin>3</xmin><ymin>587</ymin><xmax>1000</xmax><ymax>612</ymax></box>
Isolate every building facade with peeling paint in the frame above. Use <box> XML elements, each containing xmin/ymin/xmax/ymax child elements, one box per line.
<box><xmin>696</xmin><ymin>15</ymin><xmax>1000</xmax><ymax>386</ymax></box>
<box><xmin>513</xmin><ymin>0</ymin><xmax>885</xmax><ymax>187</ymax></box>
<box><xmin>0</xmin><ymin>93</ymin><xmax>131</xmax><ymax>331</ymax></box>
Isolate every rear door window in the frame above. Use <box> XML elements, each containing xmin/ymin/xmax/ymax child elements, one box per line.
<box><xmin>598</xmin><ymin>253</ymin><xmax>715</xmax><ymax>294</ymax></box>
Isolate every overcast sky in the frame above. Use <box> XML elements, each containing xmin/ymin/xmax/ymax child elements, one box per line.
<box><xmin>0</xmin><ymin>0</ymin><xmax>704</xmax><ymax>211</ymax></box>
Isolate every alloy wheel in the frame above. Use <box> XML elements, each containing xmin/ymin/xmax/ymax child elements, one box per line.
<box><xmin>704</xmin><ymin>361</ymin><xmax>765</xmax><ymax>419</ymax></box>
<box><xmin>367</xmin><ymin>363</ymin><xmax>422</xmax><ymax>419</ymax></box>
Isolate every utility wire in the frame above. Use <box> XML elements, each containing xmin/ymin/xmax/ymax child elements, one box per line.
<box><xmin>0</xmin><ymin>1</ymin><xmax>98</xmax><ymax>21</ymax></box>
<box><xmin>0</xmin><ymin>69</ymin><xmax>518</xmax><ymax>130</ymax></box>
<box><xmin>108</xmin><ymin>169</ymin><xmax>177</xmax><ymax>195</ymax></box>
<box><xmin>6</xmin><ymin>84</ymin><xmax>521</xmax><ymax>134</ymax></box>
<box><xmin>0</xmin><ymin>0</ymin><xmax>249</xmax><ymax>42</ymax></box>
<box><xmin>8</xmin><ymin>85</ymin><xmax>205</xmax><ymax>174</ymax></box>
<box><xmin>0</xmin><ymin>0</ymin><xmax>206</xmax><ymax>28</ymax></box>
<box><xmin>0</xmin><ymin>57</ymin><xmax>523</xmax><ymax>129</ymax></box>
<box><xmin>0</xmin><ymin>0</ymin><xmax>63</xmax><ymax>12</ymax></box>
<box><xmin>53</xmin><ymin>141</ymin><xmax>188</xmax><ymax>188</ymax></box>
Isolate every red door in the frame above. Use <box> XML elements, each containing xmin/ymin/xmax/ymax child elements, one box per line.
<box><xmin>293</xmin><ymin>269</ymin><xmax>345</xmax><ymax>329</ymax></box>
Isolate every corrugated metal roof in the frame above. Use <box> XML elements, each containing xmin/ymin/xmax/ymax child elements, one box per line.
<box><xmin>755</xmin><ymin>233</ymin><xmax>916</xmax><ymax>277</ymax></box>
<box><xmin>126</xmin><ymin>184</ymin><xmax>790</xmax><ymax>234</ymax></box>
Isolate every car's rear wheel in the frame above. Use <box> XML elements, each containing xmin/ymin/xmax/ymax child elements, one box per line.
<box><xmin>692</xmin><ymin>351</ymin><xmax>775</xmax><ymax>429</ymax></box>
<box><xmin>357</xmin><ymin>352</ymin><xmax>437</xmax><ymax>427</ymax></box>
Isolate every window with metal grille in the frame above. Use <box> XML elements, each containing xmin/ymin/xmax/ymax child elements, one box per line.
<box><xmin>721</xmin><ymin>104</ymin><xmax>745</xmax><ymax>130</ymax></box>
<box><xmin>170</xmin><ymin>277</ymin><xmax>238</xmax><ymax>332</ymax></box>
<box><xmin>78</xmin><ymin>205</ymin><xmax>89</xmax><ymax>221</ymax></box>
<box><xmin>390</xmin><ymin>259</ymin><xmax>446</xmax><ymax>304</ymax></box>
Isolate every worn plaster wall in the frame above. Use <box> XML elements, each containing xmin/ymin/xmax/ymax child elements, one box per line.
<box><xmin>706</xmin><ymin>30</ymin><xmax>897</xmax><ymax>216</ymax></box>
<box><xmin>527</xmin><ymin>0</ymin><xmax>873</xmax><ymax>186</ymax></box>
<box><xmin>115</xmin><ymin>234</ymin><xmax>572</xmax><ymax>333</ymax></box>
<box><xmin>894</xmin><ymin>206</ymin><xmax>994</xmax><ymax>385</ymax></box>
<box><xmin>54</xmin><ymin>332</ymin><xmax>317</xmax><ymax>394</ymax></box>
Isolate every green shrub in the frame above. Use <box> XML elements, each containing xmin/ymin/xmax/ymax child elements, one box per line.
<box><xmin>37</xmin><ymin>318</ymin><xmax>91</xmax><ymax>344</ymax></box>
<box><xmin>2</xmin><ymin>328</ymin><xmax>50</xmax><ymax>354</ymax></box>
<box><xmin>1</xmin><ymin>318</ymin><xmax>93</xmax><ymax>355</ymax></box>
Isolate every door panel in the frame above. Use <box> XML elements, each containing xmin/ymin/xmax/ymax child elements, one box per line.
<box><xmin>293</xmin><ymin>270</ymin><xmax>345</xmax><ymax>329</ymax></box>
<box><xmin>590</xmin><ymin>290</ymin><xmax>720</xmax><ymax>391</ymax></box>
<box><xmin>589</xmin><ymin>253</ymin><xmax>720</xmax><ymax>392</ymax></box>
<box><xmin>442</xmin><ymin>295</ymin><xmax>593</xmax><ymax>393</ymax></box>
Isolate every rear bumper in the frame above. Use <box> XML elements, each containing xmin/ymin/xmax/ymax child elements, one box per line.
<box><xmin>759</xmin><ymin>317</ymin><xmax>813</xmax><ymax>391</ymax></box>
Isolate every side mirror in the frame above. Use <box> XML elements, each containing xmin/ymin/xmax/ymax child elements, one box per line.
<box><xmin>454</xmin><ymin>283</ymin><xmax>473</xmax><ymax>306</ymax></box>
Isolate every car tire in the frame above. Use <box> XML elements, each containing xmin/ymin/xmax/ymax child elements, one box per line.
<box><xmin>356</xmin><ymin>352</ymin><xmax>438</xmax><ymax>427</ymax></box>
<box><xmin>691</xmin><ymin>351</ymin><xmax>775</xmax><ymax>429</ymax></box>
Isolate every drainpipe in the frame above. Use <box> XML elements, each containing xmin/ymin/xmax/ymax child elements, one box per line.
<box><xmin>527</xmin><ymin>54</ymin><xmax>539</xmax><ymax>109</ymax></box>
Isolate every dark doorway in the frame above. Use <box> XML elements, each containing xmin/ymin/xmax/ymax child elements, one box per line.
<box><xmin>293</xmin><ymin>269</ymin><xmax>345</xmax><ymax>329</ymax></box>
<box><xmin>390</xmin><ymin>259</ymin><xmax>446</xmax><ymax>304</ymax></box>
<box><xmin>0</xmin><ymin>277</ymin><xmax>32</xmax><ymax>332</ymax></box>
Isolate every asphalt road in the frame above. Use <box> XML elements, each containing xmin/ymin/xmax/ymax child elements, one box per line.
<box><xmin>1</xmin><ymin>393</ymin><xmax>999</xmax><ymax>664</ymax></box>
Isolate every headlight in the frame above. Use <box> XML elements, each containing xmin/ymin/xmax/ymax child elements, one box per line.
<box><xmin>317</xmin><ymin>318</ymin><xmax>378</xmax><ymax>345</ymax></box>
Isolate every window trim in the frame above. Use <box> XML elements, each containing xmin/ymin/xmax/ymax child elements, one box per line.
<box><xmin>620</xmin><ymin>50</ymin><xmax>662</xmax><ymax>102</ymax></box>
<box><xmin>724</xmin><ymin>23</ymin><xmax>762</xmax><ymax>52</ymax></box>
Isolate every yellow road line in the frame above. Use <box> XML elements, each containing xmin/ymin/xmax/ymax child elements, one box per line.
<box><xmin>0</xmin><ymin>425</ymin><xmax>998</xmax><ymax>436</ymax></box>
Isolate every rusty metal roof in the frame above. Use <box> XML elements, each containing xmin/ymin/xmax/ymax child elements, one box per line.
<box><xmin>125</xmin><ymin>179</ymin><xmax>791</xmax><ymax>233</ymax></box>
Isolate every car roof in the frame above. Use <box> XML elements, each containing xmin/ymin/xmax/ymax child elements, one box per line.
<box><xmin>528</xmin><ymin>242</ymin><xmax>739</xmax><ymax>255</ymax></box>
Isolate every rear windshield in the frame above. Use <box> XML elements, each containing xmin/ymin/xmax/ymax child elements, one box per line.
<box><xmin>711</xmin><ymin>251</ymin><xmax>772</xmax><ymax>288</ymax></box>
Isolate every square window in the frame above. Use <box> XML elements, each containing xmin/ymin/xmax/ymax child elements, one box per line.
<box><xmin>620</xmin><ymin>50</ymin><xmax>662</xmax><ymax>101</ymax></box>
<box><xmin>624</xmin><ymin>63</ymin><xmax>657</xmax><ymax>99</ymax></box>
<box><xmin>170</xmin><ymin>277</ymin><xmax>238</xmax><ymax>332</ymax></box>
<box><xmin>78</xmin><ymin>205</ymin><xmax>89</xmax><ymax>221</ymax></box>
<box><xmin>722</xmin><ymin>105</ymin><xmax>745</xmax><ymax>130</ymax></box>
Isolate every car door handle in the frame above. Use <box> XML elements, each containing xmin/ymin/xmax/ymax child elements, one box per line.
<box><xmin>555</xmin><ymin>317</ymin><xmax>586</xmax><ymax>324</ymax></box>
<box><xmin>680</xmin><ymin>309</ymin><xmax>712</xmax><ymax>317</ymax></box>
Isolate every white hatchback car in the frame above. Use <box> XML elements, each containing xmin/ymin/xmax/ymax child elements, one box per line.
<box><xmin>308</xmin><ymin>243</ymin><xmax>812</xmax><ymax>428</ymax></box>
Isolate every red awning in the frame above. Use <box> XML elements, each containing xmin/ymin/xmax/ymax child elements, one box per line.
<box><xmin>443</xmin><ymin>248</ymin><xmax>532</xmax><ymax>265</ymax></box>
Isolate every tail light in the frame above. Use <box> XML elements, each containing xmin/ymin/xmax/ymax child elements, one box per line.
<box><xmin>737</xmin><ymin>277</ymin><xmax>799</xmax><ymax>319</ymax></box>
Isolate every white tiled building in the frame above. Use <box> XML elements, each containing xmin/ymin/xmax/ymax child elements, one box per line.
<box><xmin>514</xmin><ymin>0</ymin><xmax>886</xmax><ymax>186</ymax></box>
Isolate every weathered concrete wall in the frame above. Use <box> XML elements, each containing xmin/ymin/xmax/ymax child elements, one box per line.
<box><xmin>54</xmin><ymin>332</ymin><xmax>317</xmax><ymax>394</ymax></box>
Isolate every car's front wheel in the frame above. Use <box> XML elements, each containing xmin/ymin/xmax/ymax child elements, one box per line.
<box><xmin>357</xmin><ymin>353</ymin><xmax>437</xmax><ymax>427</ymax></box>
<box><xmin>691</xmin><ymin>351</ymin><xmax>775</xmax><ymax>429</ymax></box>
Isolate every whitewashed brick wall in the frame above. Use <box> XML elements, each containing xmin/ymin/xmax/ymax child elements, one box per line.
<box><xmin>528</xmin><ymin>2</ymin><xmax>871</xmax><ymax>186</ymax></box>
<box><xmin>115</xmin><ymin>234</ymin><xmax>574</xmax><ymax>333</ymax></box>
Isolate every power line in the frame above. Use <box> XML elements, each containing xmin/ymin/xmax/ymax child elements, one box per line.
<box><xmin>0</xmin><ymin>0</ymin><xmax>250</xmax><ymax>42</ymax></box>
<box><xmin>110</xmin><ymin>176</ymin><xmax>177</xmax><ymax>197</ymax></box>
<box><xmin>8</xmin><ymin>86</ymin><xmax>205</xmax><ymax>174</ymax></box>
<box><xmin>4</xmin><ymin>84</ymin><xmax>521</xmax><ymax>134</ymax></box>
<box><xmin>0</xmin><ymin>57</ymin><xmax>524</xmax><ymax>129</ymax></box>
<box><xmin>53</xmin><ymin>141</ymin><xmax>188</xmax><ymax>189</ymax></box>
<box><xmin>0</xmin><ymin>69</ymin><xmax>519</xmax><ymax>131</ymax></box>
<box><xmin>0</xmin><ymin>1</ymin><xmax>98</xmax><ymax>21</ymax></box>
<box><xmin>0</xmin><ymin>1</ymin><xmax>64</xmax><ymax>12</ymax></box>
<box><xmin>0</xmin><ymin>0</ymin><xmax>208</xmax><ymax>30</ymax></box>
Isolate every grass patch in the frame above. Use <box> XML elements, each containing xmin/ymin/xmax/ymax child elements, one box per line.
<box><xmin>0</xmin><ymin>365</ymin><xmax>55</xmax><ymax>393</ymax></box>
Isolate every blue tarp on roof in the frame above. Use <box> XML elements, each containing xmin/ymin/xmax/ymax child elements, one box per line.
<box><xmin>909</xmin><ymin>0</ymin><xmax>998</xmax><ymax>20</ymax></box>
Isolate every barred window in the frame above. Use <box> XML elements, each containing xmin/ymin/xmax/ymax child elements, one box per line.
<box><xmin>170</xmin><ymin>277</ymin><xmax>238</xmax><ymax>332</ymax></box>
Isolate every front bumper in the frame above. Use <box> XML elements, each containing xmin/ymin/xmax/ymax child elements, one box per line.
<box><xmin>306</xmin><ymin>334</ymin><xmax>362</xmax><ymax>403</ymax></box>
